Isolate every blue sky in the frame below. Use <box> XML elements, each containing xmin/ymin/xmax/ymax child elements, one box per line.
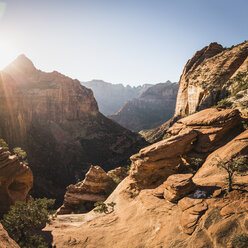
<box><xmin>0</xmin><ymin>0</ymin><xmax>247</xmax><ymax>86</ymax></box>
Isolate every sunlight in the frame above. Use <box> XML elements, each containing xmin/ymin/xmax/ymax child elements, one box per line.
<box><xmin>0</xmin><ymin>40</ymin><xmax>20</xmax><ymax>69</ymax></box>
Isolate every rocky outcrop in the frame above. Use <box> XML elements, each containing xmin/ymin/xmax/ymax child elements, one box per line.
<box><xmin>130</xmin><ymin>129</ymin><xmax>197</xmax><ymax>187</ymax></box>
<box><xmin>0</xmin><ymin>224</ymin><xmax>19</xmax><ymax>248</ymax></box>
<box><xmin>109</xmin><ymin>82</ymin><xmax>178</xmax><ymax>132</ymax></box>
<box><xmin>175</xmin><ymin>41</ymin><xmax>248</xmax><ymax>116</ymax></box>
<box><xmin>163</xmin><ymin>174</ymin><xmax>196</xmax><ymax>202</ymax></box>
<box><xmin>0</xmin><ymin>55</ymin><xmax>145</xmax><ymax>202</ymax></box>
<box><xmin>193</xmin><ymin>129</ymin><xmax>248</xmax><ymax>187</ymax></box>
<box><xmin>81</xmin><ymin>80</ymin><xmax>152</xmax><ymax>115</ymax></box>
<box><xmin>57</xmin><ymin>166</ymin><xmax>116</xmax><ymax>214</ymax></box>
<box><xmin>0</xmin><ymin>147</ymin><xmax>33</xmax><ymax>215</ymax></box>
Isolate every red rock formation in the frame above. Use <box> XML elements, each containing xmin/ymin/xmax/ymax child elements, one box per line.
<box><xmin>175</xmin><ymin>41</ymin><xmax>248</xmax><ymax>116</ymax></box>
<box><xmin>57</xmin><ymin>165</ymin><xmax>116</xmax><ymax>215</ymax></box>
<box><xmin>0</xmin><ymin>147</ymin><xmax>33</xmax><ymax>215</ymax></box>
<box><xmin>0</xmin><ymin>55</ymin><xmax>145</xmax><ymax>201</ymax></box>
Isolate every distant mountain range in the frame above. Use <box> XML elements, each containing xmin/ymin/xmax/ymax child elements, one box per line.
<box><xmin>81</xmin><ymin>80</ymin><xmax>152</xmax><ymax>115</ymax></box>
<box><xmin>109</xmin><ymin>81</ymin><xmax>178</xmax><ymax>132</ymax></box>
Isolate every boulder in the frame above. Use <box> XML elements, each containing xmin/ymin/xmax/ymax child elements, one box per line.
<box><xmin>130</xmin><ymin>129</ymin><xmax>197</xmax><ymax>187</ymax></box>
<box><xmin>57</xmin><ymin>165</ymin><xmax>116</xmax><ymax>214</ymax></box>
<box><xmin>193</xmin><ymin>129</ymin><xmax>248</xmax><ymax>187</ymax></box>
<box><xmin>163</xmin><ymin>174</ymin><xmax>196</xmax><ymax>202</ymax></box>
<box><xmin>0</xmin><ymin>148</ymin><xmax>33</xmax><ymax>215</ymax></box>
<box><xmin>168</xmin><ymin>108</ymin><xmax>241</xmax><ymax>153</ymax></box>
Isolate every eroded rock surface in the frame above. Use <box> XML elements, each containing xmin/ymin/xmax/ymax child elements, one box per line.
<box><xmin>0</xmin><ymin>224</ymin><xmax>19</xmax><ymax>248</ymax></box>
<box><xmin>0</xmin><ymin>147</ymin><xmax>33</xmax><ymax>215</ymax></box>
<box><xmin>57</xmin><ymin>166</ymin><xmax>116</xmax><ymax>214</ymax></box>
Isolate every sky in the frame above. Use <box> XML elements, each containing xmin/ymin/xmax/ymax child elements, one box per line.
<box><xmin>0</xmin><ymin>0</ymin><xmax>247</xmax><ymax>86</ymax></box>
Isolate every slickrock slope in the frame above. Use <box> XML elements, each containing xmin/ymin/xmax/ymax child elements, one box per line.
<box><xmin>81</xmin><ymin>80</ymin><xmax>152</xmax><ymax>115</ymax></box>
<box><xmin>175</xmin><ymin>41</ymin><xmax>248</xmax><ymax>116</ymax></box>
<box><xmin>57</xmin><ymin>166</ymin><xmax>116</xmax><ymax>215</ymax></box>
<box><xmin>0</xmin><ymin>224</ymin><xmax>19</xmax><ymax>248</ymax></box>
<box><xmin>109</xmin><ymin>82</ymin><xmax>178</xmax><ymax>132</ymax></box>
<box><xmin>0</xmin><ymin>147</ymin><xmax>33</xmax><ymax>215</ymax></box>
<box><xmin>0</xmin><ymin>55</ymin><xmax>145</xmax><ymax>201</ymax></box>
<box><xmin>45</xmin><ymin>107</ymin><xmax>248</xmax><ymax>248</ymax></box>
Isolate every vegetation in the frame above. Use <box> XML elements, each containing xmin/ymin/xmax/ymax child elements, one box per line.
<box><xmin>232</xmin><ymin>233</ymin><xmax>248</xmax><ymax>248</ymax></box>
<box><xmin>231</xmin><ymin>69</ymin><xmax>248</xmax><ymax>96</ymax></box>
<box><xmin>215</xmin><ymin>155</ymin><xmax>248</xmax><ymax>192</ymax></box>
<box><xmin>0</xmin><ymin>138</ymin><xmax>9</xmax><ymax>150</ymax></box>
<box><xmin>216</xmin><ymin>98</ymin><xmax>233</xmax><ymax>109</ymax></box>
<box><xmin>93</xmin><ymin>201</ymin><xmax>116</xmax><ymax>214</ymax></box>
<box><xmin>1</xmin><ymin>198</ymin><xmax>55</xmax><ymax>248</ymax></box>
<box><xmin>13</xmin><ymin>147</ymin><xmax>27</xmax><ymax>162</ymax></box>
<box><xmin>189</xmin><ymin>157</ymin><xmax>204</xmax><ymax>174</ymax></box>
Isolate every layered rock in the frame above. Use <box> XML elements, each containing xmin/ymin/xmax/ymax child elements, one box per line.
<box><xmin>175</xmin><ymin>41</ymin><xmax>248</xmax><ymax>116</ymax></box>
<box><xmin>0</xmin><ymin>224</ymin><xmax>19</xmax><ymax>248</ymax></box>
<box><xmin>0</xmin><ymin>55</ymin><xmax>145</xmax><ymax>201</ymax></box>
<box><xmin>193</xmin><ymin>129</ymin><xmax>248</xmax><ymax>187</ymax></box>
<box><xmin>0</xmin><ymin>147</ymin><xmax>33</xmax><ymax>215</ymax></box>
<box><xmin>109</xmin><ymin>82</ymin><xmax>178</xmax><ymax>132</ymax></box>
<box><xmin>163</xmin><ymin>174</ymin><xmax>196</xmax><ymax>202</ymax></box>
<box><xmin>57</xmin><ymin>166</ymin><xmax>116</xmax><ymax>214</ymax></box>
<box><xmin>81</xmin><ymin>80</ymin><xmax>152</xmax><ymax>115</ymax></box>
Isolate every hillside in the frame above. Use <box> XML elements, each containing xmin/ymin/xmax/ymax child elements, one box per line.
<box><xmin>81</xmin><ymin>80</ymin><xmax>152</xmax><ymax>115</ymax></box>
<box><xmin>109</xmin><ymin>81</ymin><xmax>178</xmax><ymax>132</ymax></box>
<box><xmin>0</xmin><ymin>55</ymin><xmax>146</xmax><ymax>202</ymax></box>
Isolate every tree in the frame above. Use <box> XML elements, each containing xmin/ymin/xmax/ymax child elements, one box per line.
<box><xmin>1</xmin><ymin>198</ymin><xmax>55</xmax><ymax>248</ymax></box>
<box><xmin>93</xmin><ymin>201</ymin><xmax>116</xmax><ymax>214</ymax></box>
<box><xmin>215</xmin><ymin>155</ymin><xmax>248</xmax><ymax>192</ymax></box>
<box><xmin>0</xmin><ymin>138</ymin><xmax>9</xmax><ymax>150</ymax></box>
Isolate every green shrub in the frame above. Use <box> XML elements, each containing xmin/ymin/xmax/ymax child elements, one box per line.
<box><xmin>232</xmin><ymin>233</ymin><xmax>248</xmax><ymax>248</ymax></box>
<box><xmin>93</xmin><ymin>201</ymin><xmax>116</xmax><ymax>214</ymax></box>
<box><xmin>0</xmin><ymin>138</ymin><xmax>9</xmax><ymax>150</ymax></box>
<box><xmin>216</xmin><ymin>98</ymin><xmax>233</xmax><ymax>109</ymax></box>
<box><xmin>1</xmin><ymin>198</ymin><xmax>55</xmax><ymax>248</ymax></box>
<box><xmin>13</xmin><ymin>147</ymin><xmax>27</xmax><ymax>162</ymax></box>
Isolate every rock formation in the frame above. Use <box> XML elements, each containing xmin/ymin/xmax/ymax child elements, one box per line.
<box><xmin>109</xmin><ymin>82</ymin><xmax>178</xmax><ymax>132</ymax></box>
<box><xmin>0</xmin><ymin>224</ymin><xmax>19</xmax><ymax>248</ymax></box>
<box><xmin>57</xmin><ymin>166</ymin><xmax>116</xmax><ymax>215</ymax></box>
<box><xmin>175</xmin><ymin>41</ymin><xmax>248</xmax><ymax>116</ymax></box>
<box><xmin>0</xmin><ymin>147</ymin><xmax>33</xmax><ymax>215</ymax></box>
<box><xmin>0</xmin><ymin>55</ymin><xmax>145</xmax><ymax>202</ymax></box>
<box><xmin>81</xmin><ymin>80</ymin><xmax>152</xmax><ymax>115</ymax></box>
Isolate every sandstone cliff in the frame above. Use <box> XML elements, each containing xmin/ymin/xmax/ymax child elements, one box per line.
<box><xmin>0</xmin><ymin>55</ymin><xmax>145</xmax><ymax>202</ymax></box>
<box><xmin>81</xmin><ymin>80</ymin><xmax>152</xmax><ymax>115</ymax></box>
<box><xmin>175</xmin><ymin>41</ymin><xmax>248</xmax><ymax>116</ymax></box>
<box><xmin>0</xmin><ymin>224</ymin><xmax>19</xmax><ymax>248</ymax></box>
<box><xmin>0</xmin><ymin>147</ymin><xmax>33</xmax><ymax>215</ymax></box>
<box><xmin>109</xmin><ymin>82</ymin><xmax>178</xmax><ymax>132</ymax></box>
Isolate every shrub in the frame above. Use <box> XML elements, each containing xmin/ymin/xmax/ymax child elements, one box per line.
<box><xmin>1</xmin><ymin>198</ymin><xmax>55</xmax><ymax>248</ymax></box>
<box><xmin>216</xmin><ymin>98</ymin><xmax>233</xmax><ymax>109</ymax></box>
<box><xmin>93</xmin><ymin>201</ymin><xmax>116</xmax><ymax>214</ymax></box>
<box><xmin>13</xmin><ymin>147</ymin><xmax>27</xmax><ymax>162</ymax></box>
<box><xmin>214</xmin><ymin>156</ymin><xmax>248</xmax><ymax>192</ymax></box>
<box><xmin>0</xmin><ymin>138</ymin><xmax>9</xmax><ymax>150</ymax></box>
<box><xmin>232</xmin><ymin>233</ymin><xmax>248</xmax><ymax>248</ymax></box>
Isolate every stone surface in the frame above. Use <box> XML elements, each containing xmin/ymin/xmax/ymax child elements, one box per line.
<box><xmin>175</xmin><ymin>41</ymin><xmax>248</xmax><ymax>116</ymax></box>
<box><xmin>0</xmin><ymin>224</ymin><xmax>19</xmax><ymax>248</ymax></box>
<box><xmin>109</xmin><ymin>82</ymin><xmax>178</xmax><ymax>132</ymax></box>
<box><xmin>168</xmin><ymin>108</ymin><xmax>241</xmax><ymax>153</ymax></box>
<box><xmin>0</xmin><ymin>55</ymin><xmax>145</xmax><ymax>202</ymax></box>
<box><xmin>0</xmin><ymin>147</ymin><xmax>33</xmax><ymax>215</ymax></box>
<box><xmin>57</xmin><ymin>166</ymin><xmax>116</xmax><ymax>214</ymax></box>
<box><xmin>130</xmin><ymin>129</ymin><xmax>197</xmax><ymax>187</ymax></box>
<box><xmin>163</xmin><ymin>174</ymin><xmax>196</xmax><ymax>202</ymax></box>
<box><xmin>193</xmin><ymin>129</ymin><xmax>248</xmax><ymax>187</ymax></box>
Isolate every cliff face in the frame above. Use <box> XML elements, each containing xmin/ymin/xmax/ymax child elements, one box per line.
<box><xmin>0</xmin><ymin>147</ymin><xmax>33</xmax><ymax>215</ymax></box>
<box><xmin>0</xmin><ymin>55</ymin><xmax>145</xmax><ymax>202</ymax></box>
<box><xmin>175</xmin><ymin>41</ymin><xmax>248</xmax><ymax>116</ymax></box>
<box><xmin>109</xmin><ymin>82</ymin><xmax>178</xmax><ymax>132</ymax></box>
<box><xmin>81</xmin><ymin>80</ymin><xmax>152</xmax><ymax>115</ymax></box>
